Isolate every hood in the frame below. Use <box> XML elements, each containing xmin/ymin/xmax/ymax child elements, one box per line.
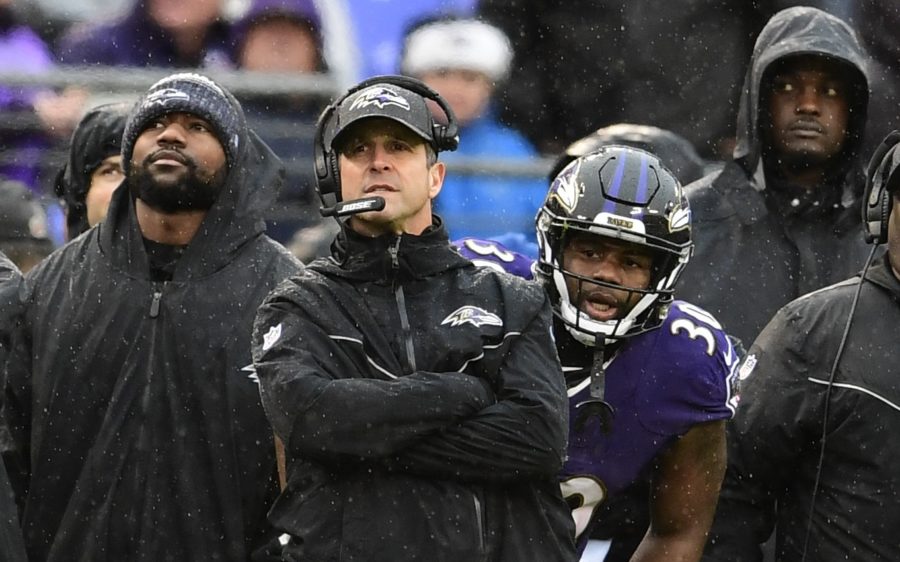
<box><xmin>55</xmin><ymin>102</ymin><xmax>130</xmax><ymax>238</ymax></box>
<box><xmin>733</xmin><ymin>7</ymin><xmax>869</xmax><ymax>177</ymax></box>
<box><xmin>99</xmin><ymin>125</ymin><xmax>285</xmax><ymax>280</ymax></box>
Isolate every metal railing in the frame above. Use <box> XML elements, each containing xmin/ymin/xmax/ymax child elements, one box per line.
<box><xmin>0</xmin><ymin>66</ymin><xmax>555</xmax><ymax>236</ymax></box>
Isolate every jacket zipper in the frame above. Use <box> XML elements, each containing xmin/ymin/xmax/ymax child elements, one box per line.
<box><xmin>473</xmin><ymin>492</ymin><xmax>486</xmax><ymax>555</ymax></box>
<box><xmin>130</xmin><ymin>281</ymin><xmax>166</xmax><ymax>542</ymax></box>
<box><xmin>389</xmin><ymin>237</ymin><xmax>417</xmax><ymax>373</ymax></box>
<box><xmin>149</xmin><ymin>282</ymin><xmax>166</xmax><ymax>318</ymax></box>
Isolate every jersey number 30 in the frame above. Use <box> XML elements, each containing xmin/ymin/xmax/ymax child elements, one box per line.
<box><xmin>670</xmin><ymin>302</ymin><xmax>722</xmax><ymax>356</ymax></box>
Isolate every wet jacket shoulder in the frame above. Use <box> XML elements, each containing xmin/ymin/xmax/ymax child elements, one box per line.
<box><xmin>0</xmin><ymin>252</ymin><xmax>26</xmax><ymax>562</ymax></box>
<box><xmin>4</xmin><ymin>128</ymin><xmax>302</xmax><ymax>561</ymax></box>
<box><xmin>253</xmin><ymin>221</ymin><xmax>576</xmax><ymax>561</ymax></box>
<box><xmin>703</xmin><ymin>254</ymin><xmax>900</xmax><ymax>561</ymax></box>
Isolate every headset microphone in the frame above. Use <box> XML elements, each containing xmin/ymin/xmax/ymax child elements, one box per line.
<box><xmin>319</xmin><ymin>196</ymin><xmax>386</xmax><ymax>218</ymax></box>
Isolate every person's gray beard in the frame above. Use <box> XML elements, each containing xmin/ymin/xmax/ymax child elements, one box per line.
<box><xmin>128</xmin><ymin>159</ymin><xmax>226</xmax><ymax>214</ymax></box>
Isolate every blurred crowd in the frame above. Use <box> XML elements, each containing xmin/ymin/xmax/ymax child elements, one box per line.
<box><xmin>1</xmin><ymin>0</ymin><xmax>899</xmax><ymax>271</ymax></box>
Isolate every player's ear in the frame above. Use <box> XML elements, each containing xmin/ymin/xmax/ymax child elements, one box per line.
<box><xmin>428</xmin><ymin>160</ymin><xmax>445</xmax><ymax>200</ymax></box>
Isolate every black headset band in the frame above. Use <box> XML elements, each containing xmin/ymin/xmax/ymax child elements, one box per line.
<box><xmin>863</xmin><ymin>130</ymin><xmax>900</xmax><ymax>244</ymax></box>
<box><xmin>313</xmin><ymin>75</ymin><xmax>459</xmax><ymax>206</ymax></box>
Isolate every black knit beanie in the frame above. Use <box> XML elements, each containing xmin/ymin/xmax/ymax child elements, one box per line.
<box><xmin>121</xmin><ymin>73</ymin><xmax>245</xmax><ymax>173</ymax></box>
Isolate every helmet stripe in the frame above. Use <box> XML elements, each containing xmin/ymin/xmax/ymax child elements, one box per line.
<box><xmin>634</xmin><ymin>152</ymin><xmax>649</xmax><ymax>220</ymax></box>
<box><xmin>602</xmin><ymin>151</ymin><xmax>629</xmax><ymax>214</ymax></box>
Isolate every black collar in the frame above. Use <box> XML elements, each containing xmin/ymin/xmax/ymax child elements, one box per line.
<box><xmin>313</xmin><ymin>215</ymin><xmax>470</xmax><ymax>282</ymax></box>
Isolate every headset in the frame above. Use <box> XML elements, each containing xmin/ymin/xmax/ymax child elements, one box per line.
<box><xmin>313</xmin><ymin>75</ymin><xmax>459</xmax><ymax>216</ymax></box>
<box><xmin>800</xmin><ymin>130</ymin><xmax>899</xmax><ymax>560</ymax></box>
<box><xmin>863</xmin><ymin>130</ymin><xmax>900</xmax><ymax>244</ymax></box>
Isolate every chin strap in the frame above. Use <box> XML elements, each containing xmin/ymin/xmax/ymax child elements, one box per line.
<box><xmin>573</xmin><ymin>337</ymin><xmax>616</xmax><ymax>433</ymax></box>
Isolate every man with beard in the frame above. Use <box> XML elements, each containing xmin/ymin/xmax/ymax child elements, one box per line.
<box><xmin>676</xmin><ymin>7</ymin><xmax>872</xmax><ymax>349</ymax></box>
<box><xmin>2</xmin><ymin>73</ymin><xmax>301</xmax><ymax>561</ymax></box>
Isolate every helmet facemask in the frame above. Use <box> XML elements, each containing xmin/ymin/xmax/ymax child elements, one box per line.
<box><xmin>536</xmin><ymin>146</ymin><xmax>692</xmax><ymax>346</ymax></box>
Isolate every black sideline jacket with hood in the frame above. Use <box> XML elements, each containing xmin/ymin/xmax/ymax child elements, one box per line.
<box><xmin>3</xmin><ymin>124</ymin><xmax>302</xmax><ymax>560</ymax></box>
<box><xmin>54</xmin><ymin>102</ymin><xmax>129</xmax><ymax>239</ymax></box>
<box><xmin>252</xmin><ymin>221</ymin><xmax>577</xmax><ymax>561</ymax></box>
<box><xmin>677</xmin><ymin>7</ymin><xmax>871</xmax><ymax>347</ymax></box>
<box><xmin>703</xmin><ymin>253</ymin><xmax>900</xmax><ymax>561</ymax></box>
<box><xmin>0</xmin><ymin>252</ymin><xmax>26</xmax><ymax>562</ymax></box>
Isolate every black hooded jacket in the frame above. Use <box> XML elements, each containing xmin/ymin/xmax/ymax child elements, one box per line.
<box><xmin>54</xmin><ymin>102</ymin><xmax>129</xmax><ymax>238</ymax></box>
<box><xmin>252</xmin><ymin>220</ymin><xmax>576</xmax><ymax>561</ymax></box>
<box><xmin>0</xmin><ymin>252</ymin><xmax>26</xmax><ymax>562</ymax></box>
<box><xmin>677</xmin><ymin>7</ymin><xmax>872</xmax><ymax>347</ymax></box>
<box><xmin>703</xmin><ymin>253</ymin><xmax>900</xmax><ymax>561</ymax></box>
<box><xmin>3</xmin><ymin>125</ymin><xmax>302</xmax><ymax>561</ymax></box>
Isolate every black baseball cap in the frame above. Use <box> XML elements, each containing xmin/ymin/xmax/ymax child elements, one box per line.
<box><xmin>327</xmin><ymin>83</ymin><xmax>437</xmax><ymax>151</ymax></box>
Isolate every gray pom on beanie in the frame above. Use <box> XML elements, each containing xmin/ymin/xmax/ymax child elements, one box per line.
<box><xmin>121</xmin><ymin>73</ymin><xmax>246</xmax><ymax>172</ymax></box>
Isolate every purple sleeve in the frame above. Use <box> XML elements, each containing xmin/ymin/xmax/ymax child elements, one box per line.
<box><xmin>453</xmin><ymin>237</ymin><xmax>536</xmax><ymax>280</ymax></box>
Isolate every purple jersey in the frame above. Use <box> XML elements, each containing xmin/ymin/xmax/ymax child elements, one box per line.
<box><xmin>558</xmin><ymin>301</ymin><xmax>738</xmax><ymax>540</ymax></box>
<box><xmin>453</xmin><ymin>237</ymin><xmax>739</xmax><ymax>545</ymax></box>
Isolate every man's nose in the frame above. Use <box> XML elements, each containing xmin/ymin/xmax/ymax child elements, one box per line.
<box><xmin>369</xmin><ymin>143</ymin><xmax>391</xmax><ymax>169</ymax></box>
<box><xmin>796</xmin><ymin>86</ymin><xmax>822</xmax><ymax>114</ymax></box>
<box><xmin>156</xmin><ymin>122</ymin><xmax>188</xmax><ymax>145</ymax></box>
<box><xmin>591</xmin><ymin>256</ymin><xmax>622</xmax><ymax>284</ymax></box>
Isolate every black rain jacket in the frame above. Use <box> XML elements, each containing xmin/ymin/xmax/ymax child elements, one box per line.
<box><xmin>0</xmin><ymin>252</ymin><xmax>26</xmax><ymax>562</ymax></box>
<box><xmin>253</xmin><ymin>220</ymin><xmax>577</xmax><ymax>561</ymax></box>
<box><xmin>3</xmin><ymin>129</ymin><xmax>302</xmax><ymax>561</ymax></box>
<box><xmin>703</xmin><ymin>253</ymin><xmax>900</xmax><ymax>561</ymax></box>
<box><xmin>678</xmin><ymin>7</ymin><xmax>872</xmax><ymax>347</ymax></box>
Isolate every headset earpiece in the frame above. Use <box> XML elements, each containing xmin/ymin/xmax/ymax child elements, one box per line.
<box><xmin>313</xmin><ymin>75</ymin><xmax>459</xmax><ymax>207</ymax></box>
<box><xmin>313</xmin><ymin>102</ymin><xmax>340</xmax><ymax>208</ymax></box>
<box><xmin>863</xmin><ymin>130</ymin><xmax>900</xmax><ymax>245</ymax></box>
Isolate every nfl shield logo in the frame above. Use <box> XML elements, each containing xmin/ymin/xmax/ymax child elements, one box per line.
<box><xmin>262</xmin><ymin>323</ymin><xmax>283</xmax><ymax>351</ymax></box>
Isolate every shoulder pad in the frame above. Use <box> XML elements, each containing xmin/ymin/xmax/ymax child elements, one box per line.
<box><xmin>453</xmin><ymin>237</ymin><xmax>535</xmax><ymax>280</ymax></box>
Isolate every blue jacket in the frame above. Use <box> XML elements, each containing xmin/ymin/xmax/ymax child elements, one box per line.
<box><xmin>436</xmin><ymin>111</ymin><xmax>545</xmax><ymax>254</ymax></box>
